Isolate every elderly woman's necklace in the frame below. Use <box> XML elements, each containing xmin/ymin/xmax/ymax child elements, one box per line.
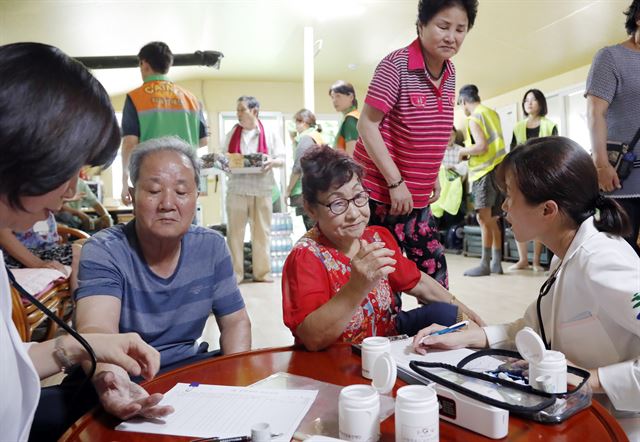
<box><xmin>425</xmin><ymin>62</ymin><xmax>445</xmax><ymax>81</ymax></box>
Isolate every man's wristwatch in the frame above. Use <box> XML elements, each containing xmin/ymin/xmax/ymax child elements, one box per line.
<box><xmin>53</xmin><ymin>336</ymin><xmax>75</xmax><ymax>373</ymax></box>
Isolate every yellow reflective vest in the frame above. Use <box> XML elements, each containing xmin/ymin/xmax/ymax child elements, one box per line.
<box><xmin>512</xmin><ymin>117</ymin><xmax>557</xmax><ymax>146</ymax></box>
<box><xmin>309</xmin><ymin>130</ymin><xmax>324</xmax><ymax>146</ymax></box>
<box><xmin>464</xmin><ymin>104</ymin><xmax>506</xmax><ymax>182</ymax></box>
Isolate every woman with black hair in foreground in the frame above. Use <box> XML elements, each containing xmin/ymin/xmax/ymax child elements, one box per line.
<box><xmin>0</xmin><ymin>42</ymin><xmax>172</xmax><ymax>441</ymax></box>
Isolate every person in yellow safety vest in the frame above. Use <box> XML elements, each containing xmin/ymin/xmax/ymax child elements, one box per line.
<box><xmin>509</xmin><ymin>89</ymin><xmax>558</xmax><ymax>273</ymax></box>
<box><xmin>286</xmin><ymin>108</ymin><xmax>324</xmax><ymax>230</ymax></box>
<box><xmin>329</xmin><ymin>80</ymin><xmax>360</xmax><ymax>156</ymax></box>
<box><xmin>457</xmin><ymin>84</ymin><xmax>507</xmax><ymax>277</ymax></box>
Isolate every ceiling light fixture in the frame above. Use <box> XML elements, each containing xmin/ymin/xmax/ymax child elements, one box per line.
<box><xmin>75</xmin><ymin>50</ymin><xmax>224</xmax><ymax>70</ymax></box>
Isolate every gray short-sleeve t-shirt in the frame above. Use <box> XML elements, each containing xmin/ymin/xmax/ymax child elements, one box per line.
<box><xmin>76</xmin><ymin>222</ymin><xmax>245</xmax><ymax>367</ymax></box>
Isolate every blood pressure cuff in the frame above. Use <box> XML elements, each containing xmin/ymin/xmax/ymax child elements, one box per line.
<box><xmin>409</xmin><ymin>349</ymin><xmax>592</xmax><ymax>424</ymax></box>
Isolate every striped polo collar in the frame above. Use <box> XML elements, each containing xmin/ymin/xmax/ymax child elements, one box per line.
<box><xmin>407</xmin><ymin>38</ymin><xmax>453</xmax><ymax>76</ymax></box>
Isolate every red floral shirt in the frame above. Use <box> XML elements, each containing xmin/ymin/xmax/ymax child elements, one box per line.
<box><xmin>282</xmin><ymin>225</ymin><xmax>421</xmax><ymax>344</ymax></box>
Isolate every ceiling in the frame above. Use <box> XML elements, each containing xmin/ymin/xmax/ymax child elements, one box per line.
<box><xmin>0</xmin><ymin>0</ymin><xmax>631</xmax><ymax>99</ymax></box>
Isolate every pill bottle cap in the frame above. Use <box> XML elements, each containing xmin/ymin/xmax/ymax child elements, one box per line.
<box><xmin>515</xmin><ymin>327</ymin><xmax>547</xmax><ymax>364</ymax></box>
<box><xmin>251</xmin><ymin>422</ymin><xmax>271</xmax><ymax>442</ymax></box>
<box><xmin>371</xmin><ymin>352</ymin><xmax>396</xmax><ymax>394</ymax></box>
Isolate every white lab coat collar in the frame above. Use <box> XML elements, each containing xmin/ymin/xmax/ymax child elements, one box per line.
<box><xmin>546</xmin><ymin>216</ymin><xmax>599</xmax><ymax>284</ymax></box>
<box><xmin>562</xmin><ymin>217</ymin><xmax>600</xmax><ymax>264</ymax></box>
<box><xmin>547</xmin><ymin>216</ymin><xmax>599</xmax><ymax>346</ymax></box>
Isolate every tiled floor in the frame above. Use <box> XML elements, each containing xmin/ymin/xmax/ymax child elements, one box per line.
<box><xmin>201</xmin><ymin>252</ymin><xmax>548</xmax><ymax>350</ymax></box>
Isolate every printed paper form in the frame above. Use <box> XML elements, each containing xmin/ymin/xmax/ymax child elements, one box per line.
<box><xmin>116</xmin><ymin>383</ymin><xmax>318</xmax><ymax>440</ymax></box>
<box><xmin>390</xmin><ymin>338</ymin><xmax>502</xmax><ymax>373</ymax></box>
<box><xmin>10</xmin><ymin>267</ymin><xmax>70</xmax><ymax>295</ymax></box>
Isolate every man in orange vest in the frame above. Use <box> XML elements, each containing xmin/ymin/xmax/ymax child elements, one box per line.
<box><xmin>120</xmin><ymin>41</ymin><xmax>208</xmax><ymax>205</ymax></box>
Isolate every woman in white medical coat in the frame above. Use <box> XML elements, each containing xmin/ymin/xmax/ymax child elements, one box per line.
<box><xmin>414</xmin><ymin>136</ymin><xmax>640</xmax><ymax>437</ymax></box>
<box><xmin>0</xmin><ymin>43</ymin><xmax>173</xmax><ymax>441</ymax></box>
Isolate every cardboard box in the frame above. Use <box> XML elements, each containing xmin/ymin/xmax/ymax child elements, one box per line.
<box><xmin>227</xmin><ymin>153</ymin><xmax>265</xmax><ymax>174</ymax></box>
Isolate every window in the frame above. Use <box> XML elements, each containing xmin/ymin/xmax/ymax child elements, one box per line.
<box><xmin>565</xmin><ymin>89</ymin><xmax>589</xmax><ymax>152</ymax></box>
<box><xmin>501</xmin><ymin>83</ymin><xmax>589</xmax><ymax>153</ymax></box>
<box><xmin>540</xmin><ymin>84</ymin><xmax>589</xmax><ymax>152</ymax></box>
<box><xmin>282</xmin><ymin>113</ymin><xmax>340</xmax><ymax>175</ymax></box>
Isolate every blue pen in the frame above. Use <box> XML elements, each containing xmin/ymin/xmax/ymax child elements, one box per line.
<box><xmin>420</xmin><ymin>320</ymin><xmax>469</xmax><ymax>344</ymax></box>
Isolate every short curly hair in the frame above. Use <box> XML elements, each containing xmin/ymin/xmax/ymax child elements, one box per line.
<box><xmin>300</xmin><ymin>145</ymin><xmax>363</xmax><ymax>206</ymax></box>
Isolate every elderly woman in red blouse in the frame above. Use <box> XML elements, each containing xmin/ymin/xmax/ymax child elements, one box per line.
<box><xmin>282</xmin><ymin>146</ymin><xmax>483</xmax><ymax>351</ymax></box>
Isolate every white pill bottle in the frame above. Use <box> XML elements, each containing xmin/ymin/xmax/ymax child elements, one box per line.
<box><xmin>395</xmin><ymin>384</ymin><xmax>439</xmax><ymax>442</ymax></box>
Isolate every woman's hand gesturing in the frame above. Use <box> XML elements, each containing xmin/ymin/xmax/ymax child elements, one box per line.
<box><xmin>348</xmin><ymin>239</ymin><xmax>396</xmax><ymax>294</ymax></box>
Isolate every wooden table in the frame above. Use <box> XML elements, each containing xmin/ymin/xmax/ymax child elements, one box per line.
<box><xmin>61</xmin><ymin>344</ymin><xmax>628</xmax><ymax>441</ymax></box>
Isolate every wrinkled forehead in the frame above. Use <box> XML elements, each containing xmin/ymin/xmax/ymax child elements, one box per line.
<box><xmin>140</xmin><ymin>150</ymin><xmax>195</xmax><ymax>177</ymax></box>
<box><xmin>322</xmin><ymin>174</ymin><xmax>362</xmax><ymax>198</ymax></box>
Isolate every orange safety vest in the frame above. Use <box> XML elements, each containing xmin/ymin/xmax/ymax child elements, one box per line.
<box><xmin>335</xmin><ymin>109</ymin><xmax>360</xmax><ymax>151</ymax></box>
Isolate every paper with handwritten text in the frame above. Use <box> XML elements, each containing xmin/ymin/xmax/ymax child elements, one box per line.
<box><xmin>116</xmin><ymin>383</ymin><xmax>317</xmax><ymax>440</ymax></box>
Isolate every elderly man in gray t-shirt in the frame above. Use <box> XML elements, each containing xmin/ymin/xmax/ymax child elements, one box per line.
<box><xmin>75</xmin><ymin>137</ymin><xmax>251</xmax><ymax>420</ymax></box>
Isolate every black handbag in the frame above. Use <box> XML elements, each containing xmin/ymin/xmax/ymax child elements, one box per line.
<box><xmin>409</xmin><ymin>348</ymin><xmax>592</xmax><ymax>423</ymax></box>
<box><xmin>606</xmin><ymin>126</ymin><xmax>640</xmax><ymax>181</ymax></box>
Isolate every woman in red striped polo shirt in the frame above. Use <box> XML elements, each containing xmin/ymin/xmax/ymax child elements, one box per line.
<box><xmin>354</xmin><ymin>0</ymin><xmax>478</xmax><ymax>289</ymax></box>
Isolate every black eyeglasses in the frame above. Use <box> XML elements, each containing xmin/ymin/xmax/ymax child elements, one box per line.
<box><xmin>322</xmin><ymin>191</ymin><xmax>370</xmax><ymax>215</ymax></box>
<box><xmin>536</xmin><ymin>263</ymin><xmax>562</xmax><ymax>350</ymax></box>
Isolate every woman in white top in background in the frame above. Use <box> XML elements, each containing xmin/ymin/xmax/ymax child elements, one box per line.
<box><xmin>414</xmin><ymin>136</ymin><xmax>640</xmax><ymax>438</ymax></box>
<box><xmin>0</xmin><ymin>43</ymin><xmax>172</xmax><ymax>441</ymax></box>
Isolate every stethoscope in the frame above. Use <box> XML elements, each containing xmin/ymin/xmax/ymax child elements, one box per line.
<box><xmin>5</xmin><ymin>265</ymin><xmax>97</xmax><ymax>377</ymax></box>
<box><xmin>535</xmin><ymin>262</ymin><xmax>563</xmax><ymax>351</ymax></box>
